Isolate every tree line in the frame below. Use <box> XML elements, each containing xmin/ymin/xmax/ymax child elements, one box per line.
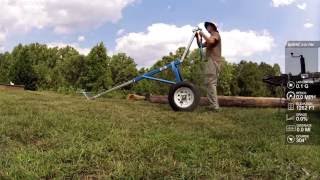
<box><xmin>0</xmin><ymin>42</ymin><xmax>282</xmax><ymax>97</ymax></box>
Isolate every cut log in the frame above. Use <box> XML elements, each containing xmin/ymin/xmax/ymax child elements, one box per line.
<box><xmin>126</xmin><ymin>94</ymin><xmax>319</xmax><ymax>109</ymax></box>
<box><xmin>148</xmin><ymin>95</ymin><xmax>289</xmax><ymax>108</ymax></box>
<box><xmin>0</xmin><ymin>84</ymin><xmax>25</xmax><ymax>91</ymax></box>
<box><xmin>127</xmin><ymin>94</ymin><xmax>146</xmax><ymax>101</ymax></box>
<box><xmin>205</xmin><ymin>96</ymin><xmax>288</xmax><ymax>108</ymax></box>
<box><xmin>148</xmin><ymin>95</ymin><xmax>320</xmax><ymax>109</ymax></box>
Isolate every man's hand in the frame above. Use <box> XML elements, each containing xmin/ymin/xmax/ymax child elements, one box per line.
<box><xmin>196</xmin><ymin>32</ymin><xmax>202</xmax><ymax>47</ymax></box>
<box><xmin>201</xmin><ymin>31</ymin><xmax>219</xmax><ymax>45</ymax></box>
<box><xmin>196</xmin><ymin>31</ymin><xmax>204</xmax><ymax>41</ymax></box>
<box><xmin>199</xmin><ymin>31</ymin><xmax>205</xmax><ymax>37</ymax></box>
<box><xmin>195</xmin><ymin>32</ymin><xmax>201</xmax><ymax>39</ymax></box>
<box><xmin>195</xmin><ymin>30</ymin><xmax>208</xmax><ymax>48</ymax></box>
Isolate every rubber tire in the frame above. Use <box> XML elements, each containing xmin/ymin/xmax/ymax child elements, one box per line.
<box><xmin>168</xmin><ymin>81</ymin><xmax>200</xmax><ymax>112</ymax></box>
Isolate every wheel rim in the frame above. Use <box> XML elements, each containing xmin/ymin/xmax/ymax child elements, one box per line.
<box><xmin>173</xmin><ymin>87</ymin><xmax>195</xmax><ymax>108</ymax></box>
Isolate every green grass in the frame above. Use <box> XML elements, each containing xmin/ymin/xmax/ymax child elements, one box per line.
<box><xmin>0</xmin><ymin>89</ymin><xmax>319</xmax><ymax>179</ymax></box>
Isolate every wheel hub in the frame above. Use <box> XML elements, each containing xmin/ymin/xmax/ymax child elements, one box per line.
<box><xmin>173</xmin><ymin>87</ymin><xmax>195</xmax><ymax>108</ymax></box>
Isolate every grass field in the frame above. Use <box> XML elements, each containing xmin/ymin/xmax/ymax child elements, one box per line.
<box><xmin>0</xmin><ymin>89</ymin><xmax>319</xmax><ymax>179</ymax></box>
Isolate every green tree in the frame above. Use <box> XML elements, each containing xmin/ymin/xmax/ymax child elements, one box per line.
<box><xmin>80</xmin><ymin>42</ymin><xmax>113</xmax><ymax>92</ymax></box>
<box><xmin>146</xmin><ymin>47</ymin><xmax>191</xmax><ymax>95</ymax></box>
<box><xmin>230</xmin><ymin>61</ymin><xmax>282</xmax><ymax>97</ymax></box>
<box><xmin>9</xmin><ymin>44</ymin><xmax>38</xmax><ymax>90</ymax></box>
<box><xmin>0</xmin><ymin>52</ymin><xmax>12</xmax><ymax>83</ymax></box>
<box><xmin>258</xmin><ymin>62</ymin><xmax>282</xmax><ymax>97</ymax></box>
<box><xmin>56</xmin><ymin>46</ymin><xmax>83</xmax><ymax>89</ymax></box>
<box><xmin>3</xmin><ymin>42</ymin><xmax>283</xmax><ymax>98</ymax></box>
<box><xmin>109</xmin><ymin>53</ymin><xmax>138</xmax><ymax>86</ymax></box>
<box><xmin>132</xmin><ymin>67</ymin><xmax>158</xmax><ymax>95</ymax></box>
<box><xmin>31</xmin><ymin>44</ymin><xmax>61</xmax><ymax>89</ymax></box>
<box><xmin>217</xmin><ymin>59</ymin><xmax>235</xmax><ymax>96</ymax></box>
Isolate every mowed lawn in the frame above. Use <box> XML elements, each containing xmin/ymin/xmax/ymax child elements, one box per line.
<box><xmin>0</xmin><ymin>89</ymin><xmax>319</xmax><ymax>179</ymax></box>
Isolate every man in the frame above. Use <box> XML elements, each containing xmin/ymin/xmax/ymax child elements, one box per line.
<box><xmin>196</xmin><ymin>22</ymin><xmax>222</xmax><ymax>111</ymax></box>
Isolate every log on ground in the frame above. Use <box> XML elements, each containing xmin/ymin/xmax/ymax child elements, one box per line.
<box><xmin>148</xmin><ymin>95</ymin><xmax>289</xmax><ymax>108</ymax></box>
<box><xmin>0</xmin><ymin>84</ymin><xmax>25</xmax><ymax>91</ymax></box>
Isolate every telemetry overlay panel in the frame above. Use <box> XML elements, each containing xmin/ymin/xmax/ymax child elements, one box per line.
<box><xmin>285</xmin><ymin>41</ymin><xmax>320</xmax><ymax>145</ymax></box>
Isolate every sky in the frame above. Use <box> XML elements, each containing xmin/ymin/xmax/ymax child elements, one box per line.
<box><xmin>0</xmin><ymin>0</ymin><xmax>319</xmax><ymax>71</ymax></box>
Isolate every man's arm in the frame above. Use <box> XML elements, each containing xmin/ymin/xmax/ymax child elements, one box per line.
<box><xmin>200</xmin><ymin>42</ymin><xmax>207</xmax><ymax>48</ymax></box>
<box><xmin>196</xmin><ymin>32</ymin><xmax>207</xmax><ymax>47</ymax></box>
<box><xmin>200</xmin><ymin>31</ymin><xmax>219</xmax><ymax>45</ymax></box>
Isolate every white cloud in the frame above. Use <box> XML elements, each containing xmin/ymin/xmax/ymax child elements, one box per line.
<box><xmin>46</xmin><ymin>0</ymin><xmax>136</xmax><ymax>33</ymax></box>
<box><xmin>0</xmin><ymin>0</ymin><xmax>136</xmax><ymax>34</ymax></box>
<box><xmin>0</xmin><ymin>0</ymin><xmax>136</xmax><ymax>49</ymax></box>
<box><xmin>0</xmin><ymin>0</ymin><xmax>136</xmax><ymax>52</ymax></box>
<box><xmin>304</xmin><ymin>22</ymin><xmax>314</xmax><ymax>28</ymax></box>
<box><xmin>221</xmin><ymin>29</ymin><xmax>274</xmax><ymax>60</ymax></box>
<box><xmin>0</xmin><ymin>32</ymin><xmax>5</xmax><ymax>52</ymax></box>
<box><xmin>271</xmin><ymin>0</ymin><xmax>296</xmax><ymax>7</ymax></box>
<box><xmin>47</xmin><ymin>42</ymin><xmax>90</xmax><ymax>55</ymax></box>
<box><xmin>0</xmin><ymin>32</ymin><xmax>5</xmax><ymax>44</ymax></box>
<box><xmin>115</xmin><ymin>23</ymin><xmax>196</xmax><ymax>67</ymax></box>
<box><xmin>271</xmin><ymin>0</ymin><xmax>308</xmax><ymax>10</ymax></box>
<box><xmin>117</xmin><ymin>29</ymin><xmax>125</xmax><ymax>36</ymax></box>
<box><xmin>296</xmin><ymin>3</ymin><xmax>307</xmax><ymax>10</ymax></box>
<box><xmin>78</xmin><ymin>35</ymin><xmax>85</xmax><ymax>42</ymax></box>
<box><xmin>115</xmin><ymin>23</ymin><xmax>275</xmax><ymax>67</ymax></box>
